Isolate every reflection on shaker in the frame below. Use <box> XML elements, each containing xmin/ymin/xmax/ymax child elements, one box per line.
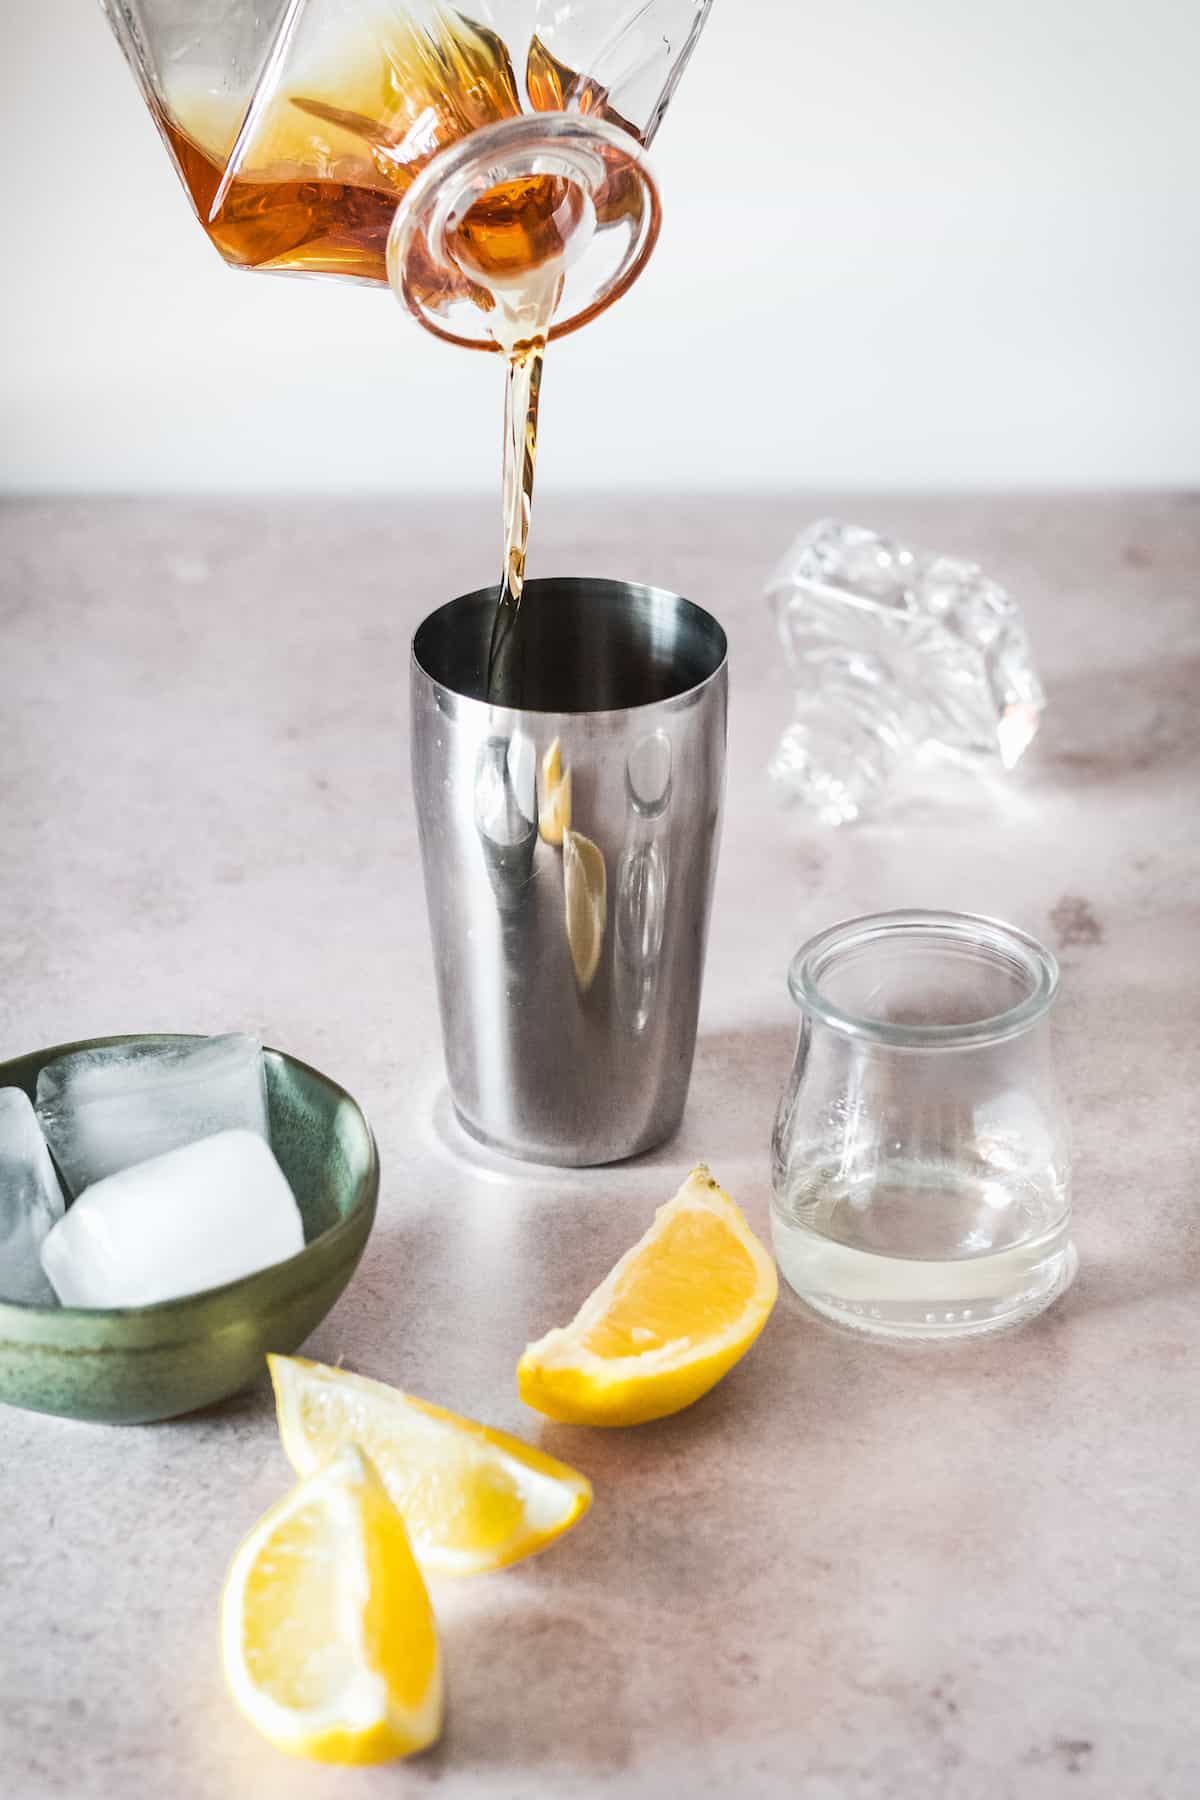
<box><xmin>539</xmin><ymin>736</ymin><xmax>572</xmax><ymax>845</ymax></box>
<box><xmin>615</xmin><ymin>730</ymin><xmax>673</xmax><ymax>1032</ymax></box>
<box><xmin>626</xmin><ymin>730</ymin><xmax>673</xmax><ymax>818</ymax></box>
<box><xmin>474</xmin><ymin>731</ymin><xmax>538</xmax><ymax>908</ymax></box>
<box><xmin>616</xmin><ymin>842</ymin><xmax>667</xmax><ymax>1032</ymax></box>
<box><xmin>563</xmin><ymin>829</ymin><xmax>607</xmax><ymax>992</ymax></box>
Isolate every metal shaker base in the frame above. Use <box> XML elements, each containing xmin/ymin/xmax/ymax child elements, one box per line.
<box><xmin>412</xmin><ymin>577</ymin><xmax>727</xmax><ymax>1171</ymax></box>
<box><xmin>449</xmin><ymin>1100</ymin><xmax>683</xmax><ymax>1169</ymax></box>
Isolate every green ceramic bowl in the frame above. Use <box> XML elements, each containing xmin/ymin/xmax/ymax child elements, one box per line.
<box><xmin>0</xmin><ymin>1035</ymin><xmax>378</xmax><ymax>1425</ymax></box>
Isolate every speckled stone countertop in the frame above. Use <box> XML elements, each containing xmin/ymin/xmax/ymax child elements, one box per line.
<box><xmin>1</xmin><ymin>495</ymin><xmax>1197</xmax><ymax>1799</ymax></box>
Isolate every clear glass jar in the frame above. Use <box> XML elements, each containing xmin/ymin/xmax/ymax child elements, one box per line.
<box><xmin>770</xmin><ymin>911</ymin><xmax>1074</xmax><ymax>1339</ymax></box>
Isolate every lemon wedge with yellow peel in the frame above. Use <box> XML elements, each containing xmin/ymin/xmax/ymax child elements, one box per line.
<box><xmin>518</xmin><ymin>1167</ymin><xmax>778</xmax><ymax>1426</ymax></box>
<box><xmin>563</xmin><ymin>828</ymin><xmax>606</xmax><ymax>991</ymax></box>
<box><xmin>539</xmin><ymin>738</ymin><xmax>572</xmax><ymax>845</ymax></box>
<box><xmin>269</xmin><ymin>1355</ymin><xmax>592</xmax><ymax>1576</ymax></box>
<box><xmin>220</xmin><ymin>1443</ymin><xmax>442</xmax><ymax>1764</ymax></box>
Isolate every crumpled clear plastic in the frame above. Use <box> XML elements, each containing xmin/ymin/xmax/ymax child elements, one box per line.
<box><xmin>767</xmin><ymin>521</ymin><xmax>1046</xmax><ymax>824</ymax></box>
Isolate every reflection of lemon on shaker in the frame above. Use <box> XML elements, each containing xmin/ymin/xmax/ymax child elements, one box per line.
<box><xmin>539</xmin><ymin>737</ymin><xmax>572</xmax><ymax>845</ymax></box>
<box><xmin>563</xmin><ymin>829</ymin><xmax>607</xmax><ymax>991</ymax></box>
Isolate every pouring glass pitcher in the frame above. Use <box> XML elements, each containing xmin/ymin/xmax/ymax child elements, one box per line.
<box><xmin>98</xmin><ymin>1</ymin><xmax>713</xmax><ymax>348</ymax></box>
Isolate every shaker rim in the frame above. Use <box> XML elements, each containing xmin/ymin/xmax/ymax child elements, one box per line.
<box><xmin>410</xmin><ymin>577</ymin><xmax>728</xmax><ymax>720</ymax></box>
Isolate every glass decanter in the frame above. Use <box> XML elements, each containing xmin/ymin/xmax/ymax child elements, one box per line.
<box><xmin>98</xmin><ymin>0</ymin><xmax>713</xmax><ymax>347</ymax></box>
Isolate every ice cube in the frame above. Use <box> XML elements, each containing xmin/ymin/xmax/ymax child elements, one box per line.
<box><xmin>36</xmin><ymin>1034</ymin><xmax>269</xmax><ymax>1198</ymax></box>
<box><xmin>0</xmin><ymin>1088</ymin><xmax>66</xmax><ymax>1305</ymax></box>
<box><xmin>39</xmin><ymin>1129</ymin><xmax>304</xmax><ymax>1308</ymax></box>
<box><xmin>767</xmin><ymin>520</ymin><xmax>1046</xmax><ymax>822</ymax></box>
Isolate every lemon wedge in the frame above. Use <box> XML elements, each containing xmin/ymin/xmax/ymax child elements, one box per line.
<box><xmin>269</xmin><ymin>1356</ymin><xmax>592</xmax><ymax>1576</ymax></box>
<box><xmin>539</xmin><ymin>738</ymin><xmax>572</xmax><ymax>845</ymax></box>
<box><xmin>518</xmin><ymin>1167</ymin><xmax>778</xmax><ymax>1426</ymax></box>
<box><xmin>563</xmin><ymin>828</ymin><xmax>607</xmax><ymax>991</ymax></box>
<box><xmin>220</xmin><ymin>1443</ymin><xmax>442</xmax><ymax>1764</ymax></box>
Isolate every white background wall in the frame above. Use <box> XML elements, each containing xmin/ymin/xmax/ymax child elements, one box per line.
<box><xmin>3</xmin><ymin>0</ymin><xmax>1198</xmax><ymax>492</ymax></box>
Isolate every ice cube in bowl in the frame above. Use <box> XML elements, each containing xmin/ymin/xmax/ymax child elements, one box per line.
<box><xmin>40</xmin><ymin>1130</ymin><xmax>304</xmax><ymax>1309</ymax></box>
<box><xmin>0</xmin><ymin>1036</ymin><xmax>378</xmax><ymax>1424</ymax></box>
<box><xmin>0</xmin><ymin>1089</ymin><xmax>66</xmax><ymax>1306</ymax></box>
<box><xmin>36</xmin><ymin>1032</ymin><xmax>268</xmax><ymax>1197</ymax></box>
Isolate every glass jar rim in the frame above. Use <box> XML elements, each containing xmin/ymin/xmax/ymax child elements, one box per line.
<box><xmin>787</xmin><ymin>909</ymin><xmax>1060</xmax><ymax>1049</ymax></box>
